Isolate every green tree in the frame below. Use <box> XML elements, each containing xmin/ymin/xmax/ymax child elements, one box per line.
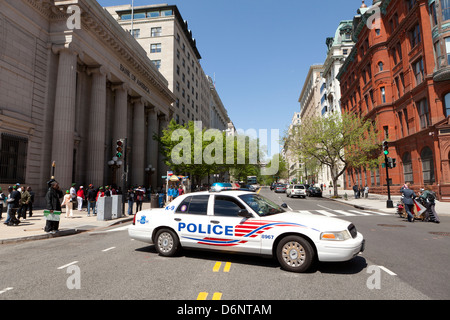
<box><xmin>285</xmin><ymin>112</ymin><xmax>380</xmax><ymax>196</ymax></box>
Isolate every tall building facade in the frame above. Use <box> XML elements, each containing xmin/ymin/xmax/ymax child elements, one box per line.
<box><xmin>317</xmin><ymin>20</ymin><xmax>355</xmax><ymax>189</ymax></box>
<box><xmin>105</xmin><ymin>4</ymin><xmax>231</xmax><ymax>131</ymax></box>
<box><xmin>297</xmin><ymin>65</ymin><xmax>324</xmax><ymax>184</ymax></box>
<box><xmin>0</xmin><ymin>0</ymin><xmax>175</xmax><ymax>206</ymax></box>
<box><xmin>337</xmin><ymin>0</ymin><xmax>450</xmax><ymax>200</ymax></box>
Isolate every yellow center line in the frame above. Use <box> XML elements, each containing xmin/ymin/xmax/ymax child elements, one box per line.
<box><xmin>257</xmin><ymin>187</ymin><xmax>262</xmax><ymax>194</ymax></box>
<box><xmin>223</xmin><ymin>262</ymin><xmax>231</xmax><ymax>272</ymax></box>
<box><xmin>212</xmin><ymin>292</ymin><xmax>222</xmax><ymax>300</ymax></box>
<box><xmin>213</xmin><ymin>262</ymin><xmax>221</xmax><ymax>272</ymax></box>
<box><xmin>197</xmin><ymin>292</ymin><xmax>208</xmax><ymax>300</ymax></box>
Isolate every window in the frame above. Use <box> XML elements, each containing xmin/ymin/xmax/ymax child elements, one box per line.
<box><xmin>176</xmin><ymin>195</ymin><xmax>209</xmax><ymax>215</ymax></box>
<box><xmin>213</xmin><ymin>196</ymin><xmax>245</xmax><ymax>217</ymax></box>
<box><xmin>131</xmin><ymin>29</ymin><xmax>140</xmax><ymax>38</ymax></box>
<box><xmin>430</xmin><ymin>2</ymin><xmax>438</xmax><ymax>26</ymax></box>
<box><xmin>409</xmin><ymin>24</ymin><xmax>421</xmax><ymax>49</ymax></box>
<box><xmin>446</xmin><ymin>37</ymin><xmax>450</xmax><ymax>65</ymax></box>
<box><xmin>0</xmin><ymin>133</ymin><xmax>28</xmax><ymax>184</ymax></box>
<box><xmin>150</xmin><ymin>43</ymin><xmax>161</xmax><ymax>53</ymax></box>
<box><xmin>151</xmin><ymin>27</ymin><xmax>162</xmax><ymax>37</ymax></box>
<box><xmin>421</xmin><ymin>147</ymin><xmax>435</xmax><ymax>184</ymax></box>
<box><xmin>413</xmin><ymin>58</ymin><xmax>424</xmax><ymax>85</ymax></box>
<box><xmin>445</xmin><ymin>92</ymin><xmax>450</xmax><ymax>117</ymax></box>
<box><xmin>443</xmin><ymin>0</ymin><xmax>450</xmax><ymax>21</ymax></box>
<box><xmin>148</xmin><ymin>11</ymin><xmax>160</xmax><ymax>18</ymax></box>
<box><xmin>417</xmin><ymin>98</ymin><xmax>430</xmax><ymax>129</ymax></box>
<box><xmin>152</xmin><ymin>60</ymin><xmax>161</xmax><ymax>70</ymax></box>
<box><xmin>381</xmin><ymin>87</ymin><xmax>386</xmax><ymax>103</ymax></box>
<box><xmin>378</xmin><ymin>61</ymin><xmax>384</xmax><ymax>71</ymax></box>
<box><xmin>406</xmin><ymin>0</ymin><xmax>417</xmax><ymax>11</ymax></box>
<box><xmin>402</xmin><ymin>153</ymin><xmax>413</xmax><ymax>183</ymax></box>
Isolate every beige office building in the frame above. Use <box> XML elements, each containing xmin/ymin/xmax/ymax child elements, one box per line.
<box><xmin>0</xmin><ymin>0</ymin><xmax>176</xmax><ymax>206</ymax></box>
<box><xmin>105</xmin><ymin>4</ymin><xmax>231</xmax><ymax>131</ymax></box>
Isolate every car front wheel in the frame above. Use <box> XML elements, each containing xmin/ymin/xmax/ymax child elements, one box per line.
<box><xmin>154</xmin><ymin>229</ymin><xmax>180</xmax><ymax>257</ymax></box>
<box><xmin>276</xmin><ymin>235</ymin><xmax>314</xmax><ymax>273</ymax></box>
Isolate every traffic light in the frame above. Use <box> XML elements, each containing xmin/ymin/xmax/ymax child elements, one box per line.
<box><xmin>390</xmin><ymin>158</ymin><xmax>396</xmax><ymax>168</ymax></box>
<box><xmin>115</xmin><ymin>139</ymin><xmax>124</xmax><ymax>158</ymax></box>
<box><xmin>386</xmin><ymin>157</ymin><xmax>397</xmax><ymax>169</ymax></box>
<box><xmin>382</xmin><ymin>141</ymin><xmax>389</xmax><ymax>155</ymax></box>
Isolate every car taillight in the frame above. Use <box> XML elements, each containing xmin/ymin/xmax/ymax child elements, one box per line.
<box><xmin>132</xmin><ymin>213</ymin><xmax>137</xmax><ymax>225</ymax></box>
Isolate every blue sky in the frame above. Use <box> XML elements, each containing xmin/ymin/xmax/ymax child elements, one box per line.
<box><xmin>98</xmin><ymin>0</ymin><xmax>363</xmax><ymax>154</ymax></box>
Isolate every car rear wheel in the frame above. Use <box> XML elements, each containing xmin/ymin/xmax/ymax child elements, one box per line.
<box><xmin>276</xmin><ymin>235</ymin><xmax>314</xmax><ymax>273</ymax></box>
<box><xmin>155</xmin><ymin>229</ymin><xmax>180</xmax><ymax>257</ymax></box>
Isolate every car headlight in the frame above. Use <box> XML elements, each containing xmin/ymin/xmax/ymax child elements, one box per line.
<box><xmin>320</xmin><ymin>231</ymin><xmax>351</xmax><ymax>241</ymax></box>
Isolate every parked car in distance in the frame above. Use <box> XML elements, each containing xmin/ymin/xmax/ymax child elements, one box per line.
<box><xmin>286</xmin><ymin>184</ymin><xmax>306</xmax><ymax>198</ymax></box>
<box><xmin>307</xmin><ymin>186</ymin><xmax>323</xmax><ymax>197</ymax></box>
<box><xmin>274</xmin><ymin>184</ymin><xmax>286</xmax><ymax>193</ymax></box>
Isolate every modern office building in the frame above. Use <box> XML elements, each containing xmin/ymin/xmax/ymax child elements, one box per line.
<box><xmin>337</xmin><ymin>0</ymin><xmax>450</xmax><ymax>200</ymax></box>
<box><xmin>105</xmin><ymin>4</ymin><xmax>231</xmax><ymax>131</ymax></box>
<box><xmin>0</xmin><ymin>0</ymin><xmax>175</xmax><ymax>206</ymax></box>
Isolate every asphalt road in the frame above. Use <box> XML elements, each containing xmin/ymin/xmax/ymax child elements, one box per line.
<box><xmin>0</xmin><ymin>188</ymin><xmax>448</xmax><ymax>301</ymax></box>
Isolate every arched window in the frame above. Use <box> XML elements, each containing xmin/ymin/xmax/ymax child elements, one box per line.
<box><xmin>421</xmin><ymin>147</ymin><xmax>435</xmax><ymax>184</ymax></box>
<box><xmin>378</xmin><ymin>61</ymin><xmax>384</xmax><ymax>71</ymax></box>
<box><xmin>444</xmin><ymin>92</ymin><xmax>450</xmax><ymax>117</ymax></box>
<box><xmin>402</xmin><ymin>152</ymin><xmax>413</xmax><ymax>183</ymax></box>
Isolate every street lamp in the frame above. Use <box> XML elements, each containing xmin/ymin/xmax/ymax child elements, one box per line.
<box><xmin>145</xmin><ymin>164</ymin><xmax>156</xmax><ymax>192</ymax></box>
<box><xmin>108</xmin><ymin>157</ymin><xmax>123</xmax><ymax>186</ymax></box>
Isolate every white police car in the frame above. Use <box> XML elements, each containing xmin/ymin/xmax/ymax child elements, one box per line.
<box><xmin>129</xmin><ymin>190</ymin><xmax>365</xmax><ymax>273</ymax></box>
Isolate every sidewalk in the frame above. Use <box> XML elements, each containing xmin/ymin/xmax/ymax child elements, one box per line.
<box><xmin>0</xmin><ymin>201</ymin><xmax>153</xmax><ymax>244</ymax></box>
<box><xmin>323</xmin><ymin>189</ymin><xmax>450</xmax><ymax>216</ymax></box>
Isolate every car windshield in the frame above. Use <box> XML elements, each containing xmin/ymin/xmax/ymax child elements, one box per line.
<box><xmin>239</xmin><ymin>194</ymin><xmax>285</xmax><ymax>216</ymax></box>
<box><xmin>294</xmin><ymin>185</ymin><xmax>304</xmax><ymax>189</ymax></box>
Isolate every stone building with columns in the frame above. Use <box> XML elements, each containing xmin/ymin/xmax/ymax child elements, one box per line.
<box><xmin>0</xmin><ymin>0</ymin><xmax>176</xmax><ymax>206</ymax></box>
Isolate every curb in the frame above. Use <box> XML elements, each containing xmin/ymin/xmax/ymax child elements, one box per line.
<box><xmin>0</xmin><ymin>217</ymin><xmax>134</xmax><ymax>245</ymax></box>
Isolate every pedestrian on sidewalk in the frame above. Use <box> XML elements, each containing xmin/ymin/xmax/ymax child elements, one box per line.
<box><xmin>364</xmin><ymin>185</ymin><xmax>369</xmax><ymax>199</ymax></box>
<box><xmin>135</xmin><ymin>186</ymin><xmax>144</xmax><ymax>212</ymax></box>
<box><xmin>27</xmin><ymin>186</ymin><xmax>34</xmax><ymax>217</ymax></box>
<box><xmin>86</xmin><ymin>184</ymin><xmax>97</xmax><ymax>216</ymax></box>
<box><xmin>18</xmin><ymin>186</ymin><xmax>31</xmax><ymax>219</ymax></box>
<box><xmin>352</xmin><ymin>184</ymin><xmax>359</xmax><ymax>199</ymax></box>
<box><xmin>45</xmin><ymin>180</ymin><xmax>63</xmax><ymax>233</ymax></box>
<box><xmin>61</xmin><ymin>190</ymin><xmax>73</xmax><ymax>218</ymax></box>
<box><xmin>77</xmin><ymin>186</ymin><xmax>85</xmax><ymax>211</ymax></box>
<box><xmin>6</xmin><ymin>185</ymin><xmax>21</xmax><ymax>226</ymax></box>
<box><xmin>401</xmin><ymin>182</ymin><xmax>416</xmax><ymax>222</ymax></box>
<box><xmin>420</xmin><ymin>185</ymin><xmax>440</xmax><ymax>223</ymax></box>
<box><xmin>127</xmin><ymin>188</ymin><xmax>135</xmax><ymax>215</ymax></box>
<box><xmin>0</xmin><ymin>187</ymin><xmax>6</xmax><ymax>220</ymax></box>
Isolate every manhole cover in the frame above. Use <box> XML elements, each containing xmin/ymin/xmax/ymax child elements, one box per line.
<box><xmin>377</xmin><ymin>224</ymin><xmax>406</xmax><ymax>228</ymax></box>
<box><xmin>429</xmin><ymin>232</ymin><xmax>450</xmax><ymax>237</ymax></box>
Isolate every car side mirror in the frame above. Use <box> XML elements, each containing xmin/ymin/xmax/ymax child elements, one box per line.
<box><xmin>238</xmin><ymin>209</ymin><xmax>253</xmax><ymax>218</ymax></box>
<box><xmin>281</xmin><ymin>203</ymin><xmax>288</xmax><ymax>208</ymax></box>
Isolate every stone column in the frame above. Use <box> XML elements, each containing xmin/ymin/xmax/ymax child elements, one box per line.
<box><xmin>51</xmin><ymin>45</ymin><xmax>78</xmax><ymax>189</ymax></box>
<box><xmin>86</xmin><ymin>66</ymin><xmax>107</xmax><ymax>187</ymax></box>
<box><xmin>132</xmin><ymin>98</ymin><xmax>145</xmax><ymax>186</ymax></box>
<box><xmin>148</xmin><ymin>108</ymin><xmax>159</xmax><ymax>188</ymax></box>
<box><xmin>158</xmin><ymin>114</ymin><xmax>169</xmax><ymax>186</ymax></box>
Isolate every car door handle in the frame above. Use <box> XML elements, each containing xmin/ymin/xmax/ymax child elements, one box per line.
<box><xmin>210</xmin><ymin>220</ymin><xmax>220</xmax><ymax>224</ymax></box>
<box><xmin>174</xmin><ymin>218</ymin><xmax>182</xmax><ymax>222</ymax></box>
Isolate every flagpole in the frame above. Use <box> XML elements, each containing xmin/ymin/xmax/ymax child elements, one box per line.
<box><xmin>131</xmin><ymin>0</ymin><xmax>134</xmax><ymax>37</ymax></box>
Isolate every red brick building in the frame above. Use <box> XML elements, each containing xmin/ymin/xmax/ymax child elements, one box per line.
<box><xmin>337</xmin><ymin>0</ymin><xmax>450</xmax><ymax>200</ymax></box>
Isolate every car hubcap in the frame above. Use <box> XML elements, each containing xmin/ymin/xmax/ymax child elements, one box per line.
<box><xmin>281</xmin><ymin>241</ymin><xmax>305</xmax><ymax>267</ymax></box>
<box><xmin>158</xmin><ymin>232</ymin><xmax>173</xmax><ymax>253</ymax></box>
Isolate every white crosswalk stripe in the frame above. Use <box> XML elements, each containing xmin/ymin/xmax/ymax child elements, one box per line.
<box><xmin>316</xmin><ymin>210</ymin><xmax>337</xmax><ymax>217</ymax></box>
<box><xmin>297</xmin><ymin>209</ymin><xmax>390</xmax><ymax>217</ymax></box>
